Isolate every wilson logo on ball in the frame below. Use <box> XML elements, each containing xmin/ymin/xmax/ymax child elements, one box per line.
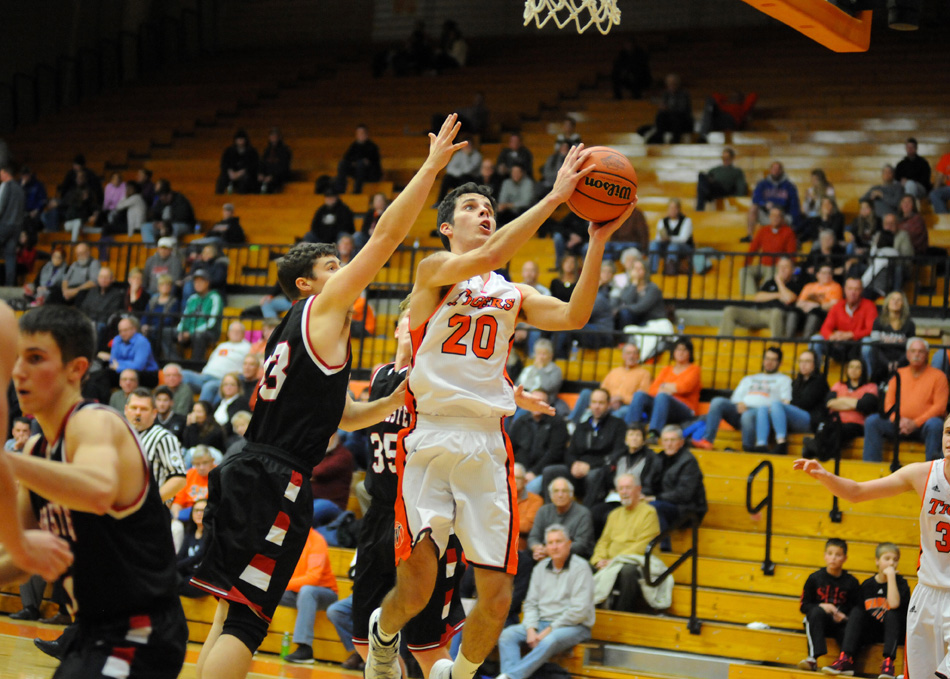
<box><xmin>583</xmin><ymin>176</ymin><xmax>632</xmax><ymax>200</ymax></box>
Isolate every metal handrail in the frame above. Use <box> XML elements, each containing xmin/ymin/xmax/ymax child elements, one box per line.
<box><xmin>644</xmin><ymin>513</ymin><xmax>701</xmax><ymax>635</ymax></box>
<box><xmin>745</xmin><ymin>460</ymin><xmax>775</xmax><ymax>575</ymax></box>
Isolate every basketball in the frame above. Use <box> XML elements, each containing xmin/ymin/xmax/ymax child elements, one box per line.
<box><xmin>567</xmin><ymin>146</ymin><xmax>638</xmax><ymax>223</ymax></box>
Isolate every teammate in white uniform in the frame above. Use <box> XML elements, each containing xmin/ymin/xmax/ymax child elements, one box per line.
<box><xmin>366</xmin><ymin>144</ymin><xmax>636</xmax><ymax>679</ymax></box>
<box><xmin>795</xmin><ymin>411</ymin><xmax>950</xmax><ymax>679</ymax></box>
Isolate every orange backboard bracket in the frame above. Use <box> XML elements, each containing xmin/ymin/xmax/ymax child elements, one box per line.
<box><xmin>738</xmin><ymin>0</ymin><xmax>872</xmax><ymax>52</ymax></box>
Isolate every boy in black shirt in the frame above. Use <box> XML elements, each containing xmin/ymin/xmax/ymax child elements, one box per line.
<box><xmin>822</xmin><ymin>542</ymin><xmax>909</xmax><ymax>678</ymax></box>
<box><xmin>799</xmin><ymin>538</ymin><xmax>860</xmax><ymax>671</ymax></box>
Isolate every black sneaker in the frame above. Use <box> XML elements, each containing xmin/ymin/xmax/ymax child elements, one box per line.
<box><xmin>33</xmin><ymin>637</ymin><xmax>63</xmax><ymax>660</ymax></box>
<box><xmin>739</xmin><ymin>235</ymin><xmax>751</xmax><ymax>243</ymax></box>
<box><xmin>772</xmin><ymin>441</ymin><xmax>789</xmax><ymax>456</ymax></box>
<box><xmin>285</xmin><ymin>644</ymin><xmax>315</xmax><ymax>664</ymax></box>
<box><xmin>10</xmin><ymin>606</ymin><xmax>40</xmax><ymax>621</ymax></box>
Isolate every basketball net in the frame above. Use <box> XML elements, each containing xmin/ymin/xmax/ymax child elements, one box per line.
<box><xmin>523</xmin><ymin>0</ymin><xmax>621</xmax><ymax>35</ymax></box>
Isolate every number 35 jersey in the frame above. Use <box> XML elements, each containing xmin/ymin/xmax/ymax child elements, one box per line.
<box><xmin>246</xmin><ymin>295</ymin><xmax>351</xmax><ymax>469</ymax></box>
<box><xmin>365</xmin><ymin>363</ymin><xmax>409</xmax><ymax>505</ymax></box>
<box><xmin>409</xmin><ymin>272</ymin><xmax>521</xmax><ymax>420</ymax></box>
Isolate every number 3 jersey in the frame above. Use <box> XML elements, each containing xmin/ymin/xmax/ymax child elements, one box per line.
<box><xmin>365</xmin><ymin>362</ymin><xmax>409</xmax><ymax>505</ymax></box>
<box><xmin>919</xmin><ymin>458</ymin><xmax>950</xmax><ymax>588</ymax></box>
<box><xmin>409</xmin><ymin>272</ymin><xmax>522</xmax><ymax>420</ymax></box>
<box><xmin>246</xmin><ymin>294</ymin><xmax>351</xmax><ymax>469</ymax></box>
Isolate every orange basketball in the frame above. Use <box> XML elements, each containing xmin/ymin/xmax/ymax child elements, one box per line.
<box><xmin>567</xmin><ymin>146</ymin><xmax>638</xmax><ymax>223</ymax></box>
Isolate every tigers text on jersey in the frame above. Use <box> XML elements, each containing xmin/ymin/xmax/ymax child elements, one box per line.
<box><xmin>918</xmin><ymin>458</ymin><xmax>950</xmax><ymax>588</ymax></box>
<box><xmin>408</xmin><ymin>272</ymin><xmax>521</xmax><ymax>419</ymax></box>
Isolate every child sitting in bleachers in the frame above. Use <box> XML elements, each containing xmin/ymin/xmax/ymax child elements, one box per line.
<box><xmin>798</xmin><ymin>538</ymin><xmax>860</xmax><ymax>672</ymax></box>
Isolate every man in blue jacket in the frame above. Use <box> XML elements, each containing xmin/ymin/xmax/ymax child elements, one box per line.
<box><xmin>744</xmin><ymin>161</ymin><xmax>801</xmax><ymax>241</ymax></box>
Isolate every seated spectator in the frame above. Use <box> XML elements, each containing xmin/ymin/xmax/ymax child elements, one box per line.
<box><xmin>24</xmin><ymin>247</ymin><xmax>66</xmax><ymax>306</ymax></box>
<box><xmin>306</xmin><ymin>190</ymin><xmax>355</xmax><ymax>244</ymax></box>
<box><xmin>182</xmin><ymin>320</ymin><xmax>251</xmax><ymax>402</ymax></box>
<box><xmin>5</xmin><ymin>417</ymin><xmax>32</xmax><ymax>453</ymax></box>
<box><xmin>182</xmin><ymin>243</ymin><xmax>228</xmax><ymax>303</ymax></box>
<box><xmin>476</xmin><ymin>157</ymin><xmax>503</xmax><ymax>198</ymax></box>
<box><xmin>350</xmin><ymin>289</ymin><xmax>375</xmax><ymax>339</ymax></box>
<box><xmin>520</xmin><ymin>260</ymin><xmax>551</xmax><ymax>297</ymax></box>
<box><xmin>437</xmin><ymin>136</ymin><xmax>482</xmax><ymax>203</ymax></box>
<box><xmin>311</xmin><ymin>432</ymin><xmax>355</xmax><ymax>529</ymax></box>
<box><xmin>176</xmin><ymin>270</ymin><xmax>225</xmax><ymax>361</ymax></box>
<box><xmin>553</xmin><ymin>262</ymin><xmax>616</xmax><ymax>359</ymax></box>
<box><xmin>60</xmin><ymin>170</ymin><xmax>98</xmax><ymax>241</ymax></box>
<box><xmin>80</xmin><ymin>266</ymin><xmax>124</xmax><ymax>350</ymax></box>
<box><xmin>257</xmin><ymin>127</ymin><xmax>292</xmax><ymax>194</ymax></box>
<box><xmin>57</xmin><ymin>154</ymin><xmax>102</xmax><ymax>206</ymax></box>
<box><xmin>695</xmin><ymin>148</ymin><xmax>748</xmax><ymax>211</ymax></box>
<box><xmin>110</xmin><ymin>180</ymin><xmax>147</xmax><ymax>237</ymax></box>
<box><xmin>514</xmin><ymin>339</ymin><xmax>562</xmax><ymax>408</ymax></box>
<box><xmin>105</xmin><ymin>316</ymin><xmax>158</xmax><ymax>387</ymax></box>
<box><xmin>153</xmin><ymin>385</ymin><xmax>187</xmax><ymax>441</ymax></box>
<box><xmin>693</xmin><ymin>346</ymin><xmax>791</xmax><ymax>452</ymax></box>
<box><xmin>137</xmin><ymin>168</ymin><xmax>156</xmax><ymax>207</ymax></box>
<box><xmin>569</xmin><ymin>342</ymin><xmax>651</xmax><ymax>425</ymax></box>
<box><xmin>642</xmin><ymin>425</ymin><xmax>707</xmax><ymax>537</ymax></box>
<box><xmin>497</xmin><ymin>524</ymin><xmax>595</xmax><ymax>679</ymax></box>
<box><xmin>802</xmin><ymin>169</ymin><xmax>836</xmax><ymax>219</ymax></box>
<box><xmin>181</xmin><ymin>402</ymin><xmax>226</xmax><ymax>457</ymax></box>
<box><xmin>611</xmin><ymin>38</ymin><xmax>651</xmax><ymax>100</ymax></box>
<box><xmin>141</xmin><ymin>274</ymin><xmax>180</xmax><ymax>359</ymax></box>
<box><xmin>496</xmin><ymin>133</ymin><xmax>534</xmax><ymax>179</ymax></box>
<box><xmin>255</xmin><ymin>284</ymin><xmax>292</xmax><ymax>320</ymax></box>
<box><xmin>860</xmin><ymin>165</ymin><xmax>903</xmax><ymax>219</ymax></box>
<box><xmin>536</xmin><ymin>141</ymin><xmax>571</xmax><ymax>199</ymax></box>
<box><xmin>745</xmin><ymin>162</ymin><xmax>802</xmax><ymax>241</ymax></box>
<box><xmin>697</xmin><ymin>90</ymin><xmax>757</xmax><ymax>140</ymax></box>
<box><xmin>354</xmin><ymin>192</ymin><xmax>389</xmax><ymax>251</ymax></box>
<box><xmin>201</xmin><ymin>202</ymin><xmax>246</xmax><ymax>245</ymax></box>
<box><xmin>740</xmin><ymin>207</ymin><xmax>798</xmax><ymax>296</ymax></box>
<box><xmin>552</xmin><ymin>214</ymin><xmax>589</xmax><ymax>271</ymax></box>
<box><xmin>861</xmin><ymin>214</ymin><xmax>913</xmax><ymax>298</ymax></box>
<box><xmin>101</xmin><ymin>172</ymin><xmax>125</xmax><ymax>216</ymax></box>
<box><xmin>514</xmin><ymin>463</ymin><xmax>544</xmax><ymax>551</ymax></box>
<box><xmin>863</xmin><ymin>338</ymin><xmax>948</xmax><ymax>462</ymax></box>
<box><xmin>171</xmin><ymin>444</ymin><xmax>215</xmax><ymax>519</ymax></box>
<box><xmin>53</xmin><ymin>242</ymin><xmax>99</xmax><ymax>306</ymax></box>
<box><xmin>591</xmin><ymin>473</ymin><xmax>663</xmax><ymax>612</ymax></box>
<box><xmin>847</xmin><ymin>199</ymin><xmax>880</xmax><ymax>255</ymax></box>
<box><xmin>720</xmin><ymin>256</ymin><xmax>802</xmax><ymax>338</ymax></box>
<box><xmin>250</xmin><ymin>317</ymin><xmax>280</xmax><ymax>354</ymax></box>
<box><xmin>798</xmin><ymin>197</ymin><xmax>845</xmax><ymax>245</ymax></box>
<box><xmin>497</xmin><ymin>164</ymin><xmax>535</xmax><ymax>225</ymax></box>
<box><xmin>897</xmin><ymin>194</ymin><xmax>928</xmax><ymax>256</ymax></box>
<box><xmin>215</xmin><ymin>129</ymin><xmax>259</xmax><ymax>195</ymax></box>
<box><xmin>863</xmin><ymin>291</ymin><xmax>915</xmax><ymax>384</ymax></box>
<box><xmin>640</xmin><ymin>74</ymin><xmax>693</xmax><ymax>145</ymax></box>
<box><xmin>278</xmin><ymin>529</ymin><xmax>339</xmax><ymax>664</ymax></box>
<box><xmin>176</xmin><ymin>499</ymin><xmax>209</xmax><ymax>598</ymax></box>
<box><xmin>19</xmin><ymin>166</ymin><xmax>48</xmax><ymax>235</ymax></box>
<box><xmin>626</xmin><ymin>338</ymin><xmax>701</xmax><ymax>439</ymax></box>
<box><xmin>333</xmin><ymin>124</ymin><xmax>382</xmax><ymax>194</ymax></box>
<box><xmin>588</xmin><ymin>424</ymin><xmax>660</xmax><ymax>531</ymax></box>
<box><xmin>143</xmin><ymin>237</ymin><xmax>184</xmax><ymax>294</ymax></box>
<box><xmin>790</xmin><ymin>262</ymin><xmax>842</xmax><ymax>338</ymax></box>
<box><xmin>764</xmin><ymin>350</ymin><xmax>828</xmax><ymax>456</ymax></box>
<box><xmin>929</xmin><ymin>150</ymin><xmax>950</xmax><ymax>214</ymax></box>
<box><xmin>337</xmin><ymin>233</ymin><xmax>356</xmax><ymax>266</ymax></box>
<box><xmin>510</xmin><ymin>390</ymin><xmax>569</xmax><ymax>495</ymax></box>
<box><xmin>821</xmin><ymin>358</ymin><xmax>879</xmax><ymax>447</ymax></box>
<box><xmin>143</xmin><ymin>180</ymin><xmax>196</xmax><ymax>242</ymax></box>
<box><xmin>529</xmin><ymin>477</ymin><xmax>595</xmax><ymax>561</ymax></box>
<box><xmin>809</xmin><ymin>277</ymin><xmax>876</xmax><ymax>365</ymax></box>
<box><xmin>239</xmin><ymin>353</ymin><xmax>263</xmax><ymax>399</ymax></box>
<box><xmin>161</xmin><ymin>363</ymin><xmax>195</xmax><ymax>416</ymax></box>
<box><xmin>213</xmin><ymin>373</ymin><xmax>251</xmax><ymax>437</ymax></box>
<box><xmin>225</xmin><ymin>410</ymin><xmax>251</xmax><ymax>457</ymax></box>
<box><xmin>122</xmin><ymin>267</ymin><xmax>150</xmax><ymax>316</ymax></box>
<box><xmin>605</xmin><ymin>208</ymin><xmax>649</xmax><ymax>262</ymax></box>
<box><xmin>616</xmin><ymin>256</ymin><xmax>673</xmax><ymax>360</ymax></box>
<box><xmin>894</xmin><ymin>137</ymin><xmax>931</xmax><ymax>199</ymax></box>
<box><xmin>554</xmin><ymin>115</ymin><xmax>582</xmax><ymax>148</ymax></box>
<box><xmin>803</xmin><ymin>230</ymin><xmax>847</xmax><ymax>280</ymax></box>
<box><xmin>648</xmin><ymin>199</ymin><xmax>693</xmax><ymax>275</ymax></box>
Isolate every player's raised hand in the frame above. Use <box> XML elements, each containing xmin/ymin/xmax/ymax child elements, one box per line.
<box><xmin>588</xmin><ymin>199</ymin><xmax>638</xmax><ymax>241</ymax></box>
<box><xmin>792</xmin><ymin>458</ymin><xmax>827</xmax><ymax>479</ymax></box>
<box><xmin>549</xmin><ymin>144</ymin><xmax>594</xmax><ymax>203</ymax></box>
<box><xmin>12</xmin><ymin>530</ymin><xmax>73</xmax><ymax>582</ymax></box>
<box><xmin>424</xmin><ymin>114</ymin><xmax>468</xmax><ymax>172</ymax></box>
<box><xmin>513</xmin><ymin>385</ymin><xmax>555</xmax><ymax>416</ymax></box>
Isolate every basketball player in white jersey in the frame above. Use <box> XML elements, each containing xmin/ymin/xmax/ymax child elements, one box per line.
<box><xmin>795</xmin><ymin>412</ymin><xmax>950</xmax><ymax>679</ymax></box>
<box><xmin>366</xmin><ymin>144</ymin><xmax>636</xmax><ymax>679</ymax></box>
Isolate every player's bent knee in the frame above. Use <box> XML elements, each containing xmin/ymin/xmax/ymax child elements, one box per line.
<box><xmin>221</xmin><ymin>602</ymin><xmax>270</xmax><ymax>653</ymax></box>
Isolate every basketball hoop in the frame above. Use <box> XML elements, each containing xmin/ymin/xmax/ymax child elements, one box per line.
<box><xmin>523</xmin><ymin>0</ymin><xmax>621</xmax><ymax>35</ymax></box>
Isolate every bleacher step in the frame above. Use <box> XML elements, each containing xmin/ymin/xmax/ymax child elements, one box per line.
<box><xmin>601</xmin><ymin>644</ymin><xmax>741</xmax><ymax>679</ymax></box>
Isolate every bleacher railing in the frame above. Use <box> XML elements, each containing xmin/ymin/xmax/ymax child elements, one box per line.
<box><xmin>745</xmin><ymin>460</ymin><xmax>775</xmax><ymax>576</ymax></box>
<box><xmin>645</xmin><ymin>513</ymin><xmax>701</xmax><ymax>635</ymax></box>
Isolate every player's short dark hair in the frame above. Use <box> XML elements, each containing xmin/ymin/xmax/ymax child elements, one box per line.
<box><xmin>126</xmin><ymin>387</ymin><xmax>155</xmax><ymax>407</ymax></box>
<box><xmin>436</xmin><ymin>182</ymin><xmax>497</xmax><ymax>251</ymax></box>
<box><xmin>764</xmin><ymin>345</ymin><xmax>783</xmax><ymax>363</ymax></box>
<box><xmin>825</xmin><ymin>537</ymin><xmax>848</xmax><ymax>554</ymax></box>
<box><xmin>19</xmin><ymin>305</ymin><xmax>96</xmax><ymax>368</ymax></box>
<box><xmin>276</xmin><ymin>242</ymin><xmax>338</xmax><ymax>300</ymax></box>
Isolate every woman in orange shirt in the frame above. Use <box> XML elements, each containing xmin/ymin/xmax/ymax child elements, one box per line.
<box><xmin>625</xmin><ymin>338</ymin><xmax>702</xmax><ymax>439</ymax></box>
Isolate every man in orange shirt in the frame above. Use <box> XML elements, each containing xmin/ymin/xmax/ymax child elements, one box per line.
<box><xmin>170</xmin><ymin>445</ymin><xmax>215</xmax><ymax>522</ymax></box>
<box><xmin>792</xmin><ymin>262</ymin><xmax>842</xmax><ymax>338</ymax></box>
<box><xmin>863</xmin><ymin>337</ymin><xmax>949</xmax><ymax>462</ymax></box>
<box><xmin>930</xmin><ymin>152</ymin><xmax>950</xmax><ymax>214</ymax></box>
<box><xmin>568</xmin><ymin>343</ymin><xmax>651</xmax><ymax>425</ymax></box>
<box><xmin>279</xmin><ymin>528</ymin><xmax>340</xmax><ymax>664</ymax></box>
<box><xmin>740</xmin><ymin>207</ymin><xmax>798</xmax><ymax>296</ymax></box>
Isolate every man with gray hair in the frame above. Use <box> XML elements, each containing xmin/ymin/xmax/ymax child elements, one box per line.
<box><xmin>863</xmin><ymin>337</ymin><xmax>948</xmax><ymax>462</ymax></box>
<box><xmin>528</xmin><ymin>477</ymin><xmax>595</xmax><ymax>561</ymax></box>
<box><xmin>497</xmin><ymin>523</ymin><xmax>595</xmax><ymax>679</ymax></box>
<box><xmin>642</xmin><ymin>425</ymin><xmax>707</xmax><ymax>542</ymax></box>
<box><xmin>861</xmin><ymin>165</ymin><xmax>903</xmax><ymax>218</ymax></box>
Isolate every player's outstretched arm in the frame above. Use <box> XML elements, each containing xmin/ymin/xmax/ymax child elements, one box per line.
<box><xmin>792</xmin><ymin>458</ymin><xmax>925</xmax><ymax>503</ymax></box>
<box><xmin>338</xmin><ymin>380</ymin><xmax>407</xmax><ymax>432</ymax></box>
<box><xmin>415</xmin><ymin>145</ymin><xmax>594</xmax><ymax>291</ymax></box>
<box><xmin>518</xmin><ymin>202</ymin><xmax>636</xmax><ymax>331</ymax></box>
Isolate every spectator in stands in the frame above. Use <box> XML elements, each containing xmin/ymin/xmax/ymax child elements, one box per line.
<box><xmin>182</xmin><ymin>243</ymin><xmax>228</xmax><ymax>303</ymax></box>
<box><xmin>161</xmin><ymin>363</ymin><xmax>194</xmax><ymax>416</ymax></box>
<box><xmin>529</xmin><ymin>477</ymin><xmax>595</xmax><ymax>561</ymax></box>
<box><xmin>53</xmin><ymin>242</ymin><xmax>99</xmax><ymax>306</ymax></box>
<box><xmin>810</xmin><ymin>276</ymin><xmax>877</xmax><ymax>365</ymax></box>
<box><xmin>496</xmin><ymin>132</ymin><xmax>534</xmax><ymax>179</ymax></box>
<box><xmin>745</xmin><ymin>162</ymin><xmax>802</xmax><ymax>241</ymax></box>
<box><xmin>802</xmin><ymin>169</ymin><xmax>836</xmax><ymax>219</ymax></box>
<box><xmin>80</xmin><ymin>266</ymin><xmax>123</xmax><ymax>348</ymax></box>
<box><xmin>897</xmin><ymin>194</ymin><xmax>928</xmax><ymax>256</ymax></box>
<box><xmin>215</xmin><ymin>129</ymin><xmax>259</xmax><ymax>195</ymax></box>
<box><xmin>239</xmin><ymin>353</ymin><xmax>262</xmax><ymax>398</ymax></box>
<box><xmin>109</xmin><ymin>369</ymin><xmax>140</xmax><ymax>410</ymax></box>
<box><xmin>105</xmin><ymin>316</ymin><xmax>158</xmax><ymax>387</ymax></box>
<box><xmin>640</xmin><ymin>73</ymin><xmax>692</xmax><ymax>145</ymax></box>
<box><xmin>591</xmin><ymin>472</ymin><xmax>662</xmax><ymax>612</ymax></box>
<box><xmin>617</xmin><ymin>256</ymin><xmax>673</xmax><ymax>360</ymax></box>
<box><xmin>437</xmin><ymin>136</ymin><xmax>482</xmax><ymax>203</ymax></box>
<box><xmin>693</xmin><ymin>346</ymin><xmax>791</xmax><ymax>452</ymax></box>
<box><xmin>176</xmin><ymin>499</ymin><xmax>209</xmax><ymax>597</ymax></box>
<box><xmin>611</xmin><ymin>38</ymin><xmax>651</xmax><ymax>100</ymax></box>
<box><xmin>250</xmin><ymin>317</ymin><xmax>280</xmax><ymax>355</ymax></box>
<box><xmin>124</xmin><ymin>387</ymin><xmax>186</xmax><ymax>503</ymax></box>
<box><xmin>58</xmin><ymin>154</ymin><xmax>102</xmax><ymax>202</ymax></box>
<box><xmin>627</xmin><ymin>338</ymin><xmax>701</xmax><ymax>440</ymax></box>
<box><xmin>606</xmin><ymin>208</ymin><xmax>650</xmax><ymax>261</ymax></box>
<box><xmin>863</xmin><ymin>338</ymin><xmax>948</xmax><ymax>462</ymax></box>
<box><xmin>740</xmin><ymin>207</ymin><xmax>798</xmax><ymax>296</ymax></box>
<box><xmin>122</xmin><ymin>267</ymin><xmax>150</xmax><ymax>316</ymax></box>
<box><xmin>697</xmin><ymin>91</ymin><xmax>757</xmax><ymax>141</ymax></box>
<box><xmin>141</xmin><ymin>274</ymin><xmax>181</xmax><ymax>360</ymax></box>
<box><xmin>797</xmin><ymin>538</ymin><xmax>860</xmax><ymax>673</ymax></box>
<box><xmin>306</xmin><ymin>190</ymin><xmax>356</xmax><ymax>244</ymax></box>
<box><xmin>154</xmin><ymin>385</ymin><xmax>186</xmax><ymax>441</ymax></box>
<box><xmin>333</xmin><ymin>124</ymin><xmax>382</xmax><ymax>194</ymax></box>
<box><xmin>143</xmin><ymin>180</ymin><xmax>195</xmax><ymax>241</ymax></box>
<box><xmin>520</xmin><ymin>260</ymin><xmax>551</xmax><ymax>296</ymax></box>
<box><xmin>182</xmin><ymin>402</ymin><xmax>226</xmax><ymax>457</ymax></box>
<box><xmin>862</xmin><ymin>291</ymin><xmax>915</xmax><ymax>384</ymax></box>
<box><xmin>498</xmin><ymin>524</ymin><xmax>595</xmax><ymax>679</ymax></box>
<box><xmin>477</xmin><ymin>157</ymin><xmax>503</xmax><ymax>198</ymax></box>
<box><xmin>102</xmin><ymin>172</ymin><xmax>126</xmax><ymax>215</ymax></box>
<box><xmin>861</xmin><ymin>214</ymin><xmax>912</xmax><ymax>299</ymax></box>
<box><xmin>201</xmin><ymin>202</ymin><xmax>246</xmax><ymax>245</ymax></box>
<box><xmin>23</xmin><ymin>246</ymin><xmax>65</xmax><ymax>306</ymax></box>
<box><xmin>19</xmin><ymin>167</ymin><xmax>48</xmax><ymax>235</ymax></box>
<box><xmin>861</xmin><ymin>165</ymin><xmax>903</xmax><ymax>219</ymax></box>
<box><xmin>510</xmin><ymin>389</ymin><xmax>569</xmax><ymax>494</ymax></box>
<box><xmin>176</xmin><ymin>269</ymin><xmax>224</xmax><ymax>361</ymax></box>
<box><xmin>720</xmin><ymin>256</ymin><xmax>802</xmax><ymax>338</ymax></box>
<box><xmin>799</xmin><ymin>198</ymin><xmax>845</xmax><ymax>245</ymax></box>
<box><xmin>257</xmin><ymin>127</ymin><xmax>292</xmax><ymax>194</ymax></box>
<box><xmin>0</xmin><ymin>164</ymin><xmax>25</xmax><ymax>286</ymax></box>
<box><xmin>803</xmin><ymin>230</ymin><xmax>847</xmax><ymax>280</ymax></box>
<box><xmin>279</xmin><ymin>528</ymin><xmax>339</xmax><ymax>664</ymax></box>
<box><xmin>213</xmin><ymin>373</ymin><xmax>251</xmax><ymax>436</ymax></box>
<box><xmin>536</xmin><ymin>141</ymin><xmax>571</xmax><ymax>200</ymax></box>
<box><xmin>894</xmin><ymin>137</ymin><xmax>931</xmax><ymax>199</ymax></box>
<box><xmin>648</xmin><ymin>198</ymin><xmax>693</xmax><ymax>275</ymax></box>
<box><xmin>930</xmin><ymin>151</ymin><xmax>950</xmax><ymax>213</ymax></box>
<box><xmin>550</xmin><ymin>254</ymin><xmax>580</xmax><ymax>303</ymax></box>
<box><xmin>570</xmin><ymin>342</ymin><xmax>651</xmax><ymax>425</ymax></box>
<box><xmin>354</xmin><ymin>192</ymin><xmax>389</xmax><ymax>251</ymax></box>
<box><xmin>137</xmin><ymin>168</ymin><xmax>155</xmax><ymax>207</ymax></box>
<box><xmin>762</xmin><ymin>350</ymin><xmax>828</xmax><ymax>456</ymax></box>
<box><xmin>144</xmin><ymin>237</ymin><xmax>184</xmax><ymax>293</ymax></box>
<box><xmin>497</xmin><ymin>164</ymin><xmax>535</xmax><ymax>225</ymax></box>
<box><xmin>513</xmin><ymin>462</ymin><xmax>545</xmax><ymax>551</ymax></box>
<box><xmin>642</xmin><ymin>424</ymin><xmax>707</xmax><ymax>537</ymax></box>
<box><xmin>225</xmin><ymin>410</ymin><xmax>251</xmax><ymax>457</ymax></box>
<box><xmin>514</xmin><ymin>339</ymin><xmax>562</xmax><ymax>406</ymax></box>
<box><xmin>111</xmin><ymin>180</ymin><xmax>146</xmax><ymax>237</ymax></box>
<box><xmin>587</xmin><ymin>425</ymin><xmax>659</xmax><ymax>529</ymax></box>
<box><xmin>790</xmin><ymin>262</ymin><xmax>842</xmax><ymax>339</ymax></box>
<box><xmin>695</xmin><ymin>148</ymin><xmax>747</xmax><ymax>211</ymax></box>
<box><xmin>820</xmin><ymin>359</ymin><xmax>879</xmax><ymax>448</ymax></box>
<box><xmin>61</xmin><ymin>170</ymin><xmax>98</xmax><ymax>241</ymax></box>
<box><xmin>311</xmin><ymin>432</ymin><xmax>355</xmax><ymax>528</ymax></box>
<box><xmin>182</xmin><ymin>320</ymin><xmax>250</xmax><ymax>402</ymax></box>
<box><xmin>847</xmin><ymin>199</ymin><xmax>880</xmax><ymax>255</ymax></box>
<box><xmin>5</xmin><ymin>417</ymin><xmax>31</xmax><ymax>453</ymax></box>
<box><xmin>552</xmin><ymin>213</ymin><xmax>589</xmax><ymax>271</ymax></box>
<box><xmin>552</xmin><ymin>261</ymin><xmax>615</xmax><ymax>360</ymax></box>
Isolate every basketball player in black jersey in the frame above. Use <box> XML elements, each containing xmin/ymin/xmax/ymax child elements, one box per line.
<box><xmin>2</xmin><ymin>305</ymin><xmax>187</xmax><ymax>678</ymax></box>
<box><xmin>191</xmin><ymin>115</ymin><xmax>468</xmax><ymax>679</ymax></box>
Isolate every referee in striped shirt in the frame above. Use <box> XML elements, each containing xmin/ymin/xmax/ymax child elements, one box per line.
<box><xmin>124</xmin><ymin>387</ymin><xmax>187</xmax><ymax>503</ymax></box>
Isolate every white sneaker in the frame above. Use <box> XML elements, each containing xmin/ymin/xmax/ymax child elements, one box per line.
<box><xmin>365</xmin><ymin>608</ymin><xmax>401</xmax><ymax>679</ymax></box>
<box><xmin>430</xmin><ymin>658</ymin><xmax>453</xmax><ymax>679</ymax></box>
